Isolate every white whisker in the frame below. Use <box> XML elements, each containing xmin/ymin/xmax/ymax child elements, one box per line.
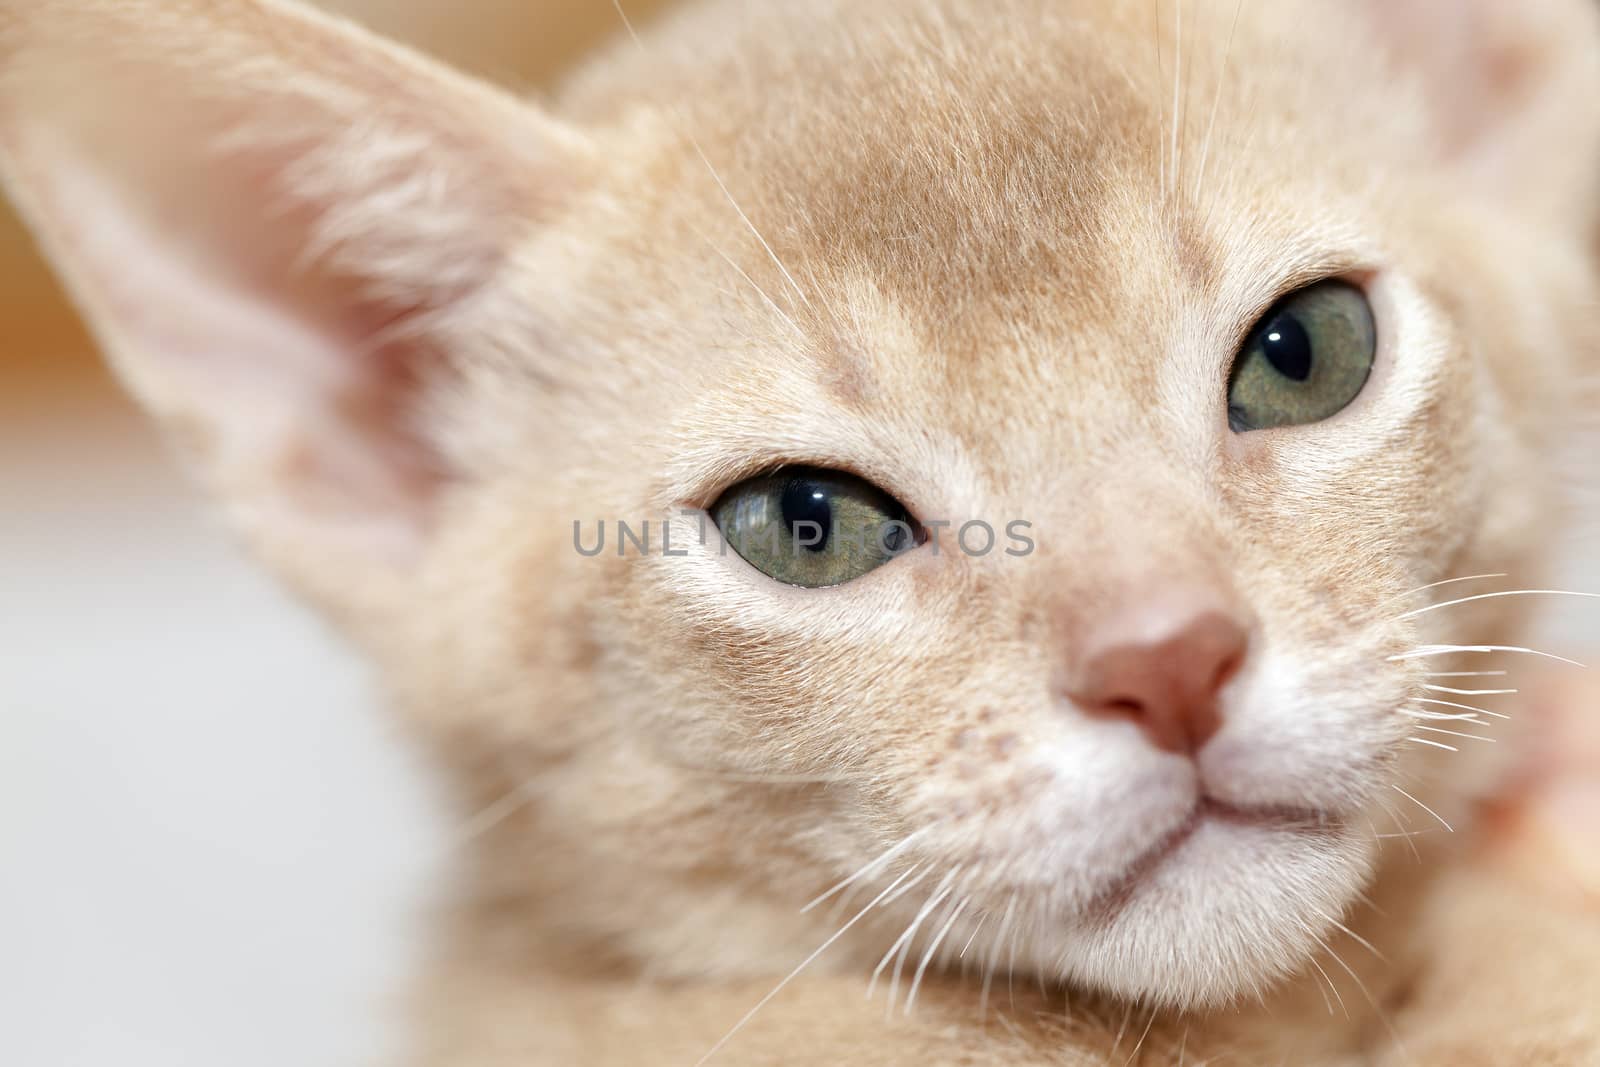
<box><xmin>1355</xmin><ymin>889</ymin><xmax>1388</xmax><ymax>919</ymax></box>
<box><xmin>1392</xmin><ymin>785</ymin><xmax>1453</xmax><ymax>832</ymax></box>
<box><xmin>688</xmin><ymin>140</ymin><xmax>812</xmax><ymax>307</ymax></box>
<box><xmin>1404</xmin><ymin>709</ymin><xmax>1488</xmax><ymax>725</ymax></box>
<box><xmin>694</xmin><ymin>862</ymin><xmax>923</xmax><ymax>1065</ymax></box>
<box><xmin>708</xmin><ymin>244</ymin><xmax>805</xmax><ymax>339</ymax></box>
<box><xmin>800</xmin><ymin>833</ymin><xmax>922</xmax><ymax>914</ymax></box>
<box><xmin>1412</xmin><ymin>725</ymin><xmax>1494</xmax><ymax>744</ymax></box>
<box><xmin>981</xmin><ymin>893</ymin><xmax>1017</xmax><ymax>1018</ymax></box>
<box><xmin>1168</xmin><ymin>0</ymin><xmax>1183</xmax><ymax>201</ymax></box>
<box><xmin>1389</xmin><ymin>645</ymin><xmax>1585</xmax><ymax>668</ymax></box>
<box><xmin>1318</xmin><ymin>940</ymin><xmax>1372</xmax><ymax>1016</ymax></box>
<box><xmin>1423</xmin><ymin>684</ymin><xmax>1518</xmax><ymax>697</ymax></box>
<box><xmin>887</xmin><ymin>881</ymin><xmax>955</xmax><ymax>1013</ymax></box>
<box><xmin>870</xmin><ymin>876</ymin><xmax>953</xmax><ymax>1001</ymax></box>
<box><xmin>1005</xmin><ymin>897</ymin><xmax>1020</xmax><ymax>1013</ymax></box>
<box><xmin>452</xmin><ymin>781</ymin><xmax>536</xmax><ymax>845</ymax></box>
<box><xmin>1373</xmin><ymin>801</ymin><xmax>1422</xmax><ymax>862</ymax></box>
<box><xmin>1152</xmin><ymin>0</ymin><xmax>1167</xmax><ymax>196</ymax></box>
<box><xmin>958</xmin><ymin>911</ymin><xmax>988</xmax><ymax>960</ymax></box>
<box><xmin>978</xmin><ymin>928</ymin><xmax>999</xmax><ymax>1018</ymax></box>
<box><xmin>1191</xmin><ymin>0</ymin><xmax>1243</xmax><ymax>204</ymax></box>
<box><xmin>1378</xmin><ymin>572</ymin><xmax>1508</xmax><ymax>611</ymax></box>
<box><xmin>1396</xmin><ymin>589</ymin><xmax>1600</xmax><ymax>621</ymax></box>
<box><xmin>905</xmin><ymin>894</ymin><xmax>970</xmax><ymax>1014</ymax></box>
<box><xmin>1110</xmin><ymin>1002</ymin><xmax>1135</xmax><ymax>1060</ymax></box>
<box><xmin>1126</xmin><ymin>1007</ymin><xmax>1159</xmax><ymax>1064</ymax></box>
<box><xmin>610</xmin><ymin>0</ymin><xmax>812</xmax><ymax>310</ymax></box>
<box><xmin>1425</xmin><ymin>670</ymin><xmax>1508</xmax><ymax>678</ymax></box>
<box><xmin>1413</xmin><ymin>697</ymin><xmax>1510</xmax><ymax>720</ymax></box>
<box><xmin>879</xmin><ymin>868</ymin><xmax>930</xmax><ymax>908</ymax></box>
<box><xmin>1305</xmin><ymin>954</ymin><xmax>1340</xmax><ymax>1016</ymax></box>
<box><xmin>1406</xmin><ymin>737</ymin><xmax>1458</xmax><ymax>752</ymax></box>
<box><xmin>1322</xmin><ymin>936</ymin><xmax>1411</xmax><ymax>1059</ymax></box>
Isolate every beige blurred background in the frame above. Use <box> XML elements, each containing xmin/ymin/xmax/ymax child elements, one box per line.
<box><xmin>0</xmin><ymin>5</ymin><xmax>666</xmax><ymax>1067</ymax></box>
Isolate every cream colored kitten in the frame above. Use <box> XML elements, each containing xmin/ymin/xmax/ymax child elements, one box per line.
<box><xmin>5</xmin><ymin>0</ymin><xmax>1600</xmax><ymax>1063</ymax></box>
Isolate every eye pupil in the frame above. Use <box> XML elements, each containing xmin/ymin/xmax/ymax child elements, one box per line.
<box><xmin>1260</xmin><ymin>313</ymin><xmax>1313</xmax><ymax>382</ymax></box>
<box><xmin>781</xmin><ymin>478</ymin><xmax>833</xmax><ymax>552</ymax></box>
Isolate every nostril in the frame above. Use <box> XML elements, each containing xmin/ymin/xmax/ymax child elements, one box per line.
<box><xmin>1106</xmin><ymin>697</ymin><xmax>1145</xmax><ymax>717</ymax></box>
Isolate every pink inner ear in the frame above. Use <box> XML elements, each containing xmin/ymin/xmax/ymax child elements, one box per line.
<box><xmin>0</xmin><ymin>0</ymin><xmax>578</xmax><ymax>599</ymax></box>
<box><xmin>3</xmin><ymin>59</ymin><xmax>536</xmax><ymax>568</ymax></box>
<box><xmin>12</xmin><ymin>116</ymin><xmax>457</xmax><ymax>567</ymax></box>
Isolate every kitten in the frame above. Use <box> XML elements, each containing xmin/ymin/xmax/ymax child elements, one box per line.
<box><xmin>4</xmin><ymin>0</ymin><xmax>1600</xmax><ymax>1062</ymax></box>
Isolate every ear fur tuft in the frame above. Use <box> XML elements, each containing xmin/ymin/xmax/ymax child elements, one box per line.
<box><xmin>0</xmin><ymin>0</ymin><xmax>589</xmax><ymax>617</ymax></box>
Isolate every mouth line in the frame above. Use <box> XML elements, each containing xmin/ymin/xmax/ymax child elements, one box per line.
<box><xmin>1083</xmin><ymin>798</ymin><xmax>1336</xmax><ymax>923</ymax></box>
<box><xmin>1200</xmin><ymin>797</ymin><xmax>1333</xmax><ymax>831</ymax></box>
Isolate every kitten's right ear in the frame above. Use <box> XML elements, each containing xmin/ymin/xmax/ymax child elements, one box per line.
<box><xmin>0</xmin><ymin>0</ymin><xmax>590</xmax><ymax>622</ymax></box>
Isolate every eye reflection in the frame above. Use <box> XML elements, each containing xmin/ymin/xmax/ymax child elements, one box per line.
<box><xmin>1228</xmin><ymin>280</ymin><xmax>1375</xmax><ymax>432</ymax></box>
<box><xmin>711</xmin><ymin>467</ymin><xmax>921</xmax><ymax>587</ymax></box>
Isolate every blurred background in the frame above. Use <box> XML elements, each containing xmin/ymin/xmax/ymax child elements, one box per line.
<box><xmin>0</xmin><ymin>4</ymin><xmax>666</xmax><ymax>1066</ymax></box>
<box><xmin>1</xmin><ymin>3</ymin><xmax>1596</xmax><ymax>1067</ymax></box>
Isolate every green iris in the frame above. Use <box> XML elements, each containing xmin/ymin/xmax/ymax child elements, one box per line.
<box><xmin>1228</xmin><ymin>281</ymin><xmax>1376</xmax><ymax>431</ymax></box>
<box><xmin>711</xmin><ymin>467</ymin><xmax>919</xmax><ymax>587</ymax></box>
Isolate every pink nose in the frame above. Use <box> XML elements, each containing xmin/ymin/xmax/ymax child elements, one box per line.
<box><xmin>1069</xmin><ymin>608</ymin><xmax>1249</xmax><ymax>755</ymax></box>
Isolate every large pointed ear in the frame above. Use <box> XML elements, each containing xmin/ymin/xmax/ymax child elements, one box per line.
<box><xmin>1362</xmin><ymin>0</ymin><xmax>1600</xmax><ymax>230</ymax></box>
<box><xmin>0</xmin><ymin>0</ymin><xmax>588</xmax><ymax>620</ymax></box>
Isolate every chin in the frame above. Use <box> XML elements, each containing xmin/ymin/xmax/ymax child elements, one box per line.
<box><xmin>1051</xmin><ymin>815</ymin><xmax>1377</xmax><ymax>1009</ymax></box>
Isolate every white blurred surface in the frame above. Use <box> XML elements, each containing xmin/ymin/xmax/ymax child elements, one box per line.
<box><xmin>0</xmin><ymin>380</ymin><xmax>445</xmax><ymax>1067</ymax></box>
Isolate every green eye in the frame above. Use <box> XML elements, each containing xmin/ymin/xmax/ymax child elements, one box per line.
<box><xmin>1227</xmin><ymin>281</ymin><xmax>1376</xmax><ymax>432</ymax></box>
<box><xmin>711</xmin><ymin>467</ymin><xmax>921</xmax><ymax>588</ymax></box>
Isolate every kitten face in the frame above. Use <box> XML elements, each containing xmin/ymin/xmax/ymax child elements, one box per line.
<box><xmin>474</xmin><ymin>0</ymin><xmax>1594</xmax><ymax>1004</ymax></box>
<box><xmin>5</xmin><ymin>0</ymin><xmax>1596</xmax><ymax>1017</ymax></box>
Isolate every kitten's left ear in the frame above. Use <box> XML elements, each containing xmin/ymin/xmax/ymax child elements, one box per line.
<box><xmin>1362</xmin><ymin>0</ymin><xmax>1600</xmax><ymax>229</ymax></box>
<box><xmin>0</xmin><ymin>0</ymin><xmax>588</xmax><ymax>619</ymax></box>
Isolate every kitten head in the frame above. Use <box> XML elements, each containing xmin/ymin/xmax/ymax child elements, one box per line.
<box><xmin>4</xmin><ymin>0</ymin><xmax>1597</xmax><ymax>1008</ymax></box>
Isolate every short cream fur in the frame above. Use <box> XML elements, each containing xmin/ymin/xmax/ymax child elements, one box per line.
<box><xmin>4</xmin><ymin>0</ymin><xmax>1600</xmax><ymax>1062</ymax></box>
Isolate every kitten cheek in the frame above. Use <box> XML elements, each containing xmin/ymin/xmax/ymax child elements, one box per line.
<box><xmin>1207</xmin><ymin>663</ymin><xmax>1410</xmax><ymax>819</ymax></box>
<box><xmin>908</xmin><ymin>722</ymin><xmax>1199</xmax><ymax>898</ymax></box>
